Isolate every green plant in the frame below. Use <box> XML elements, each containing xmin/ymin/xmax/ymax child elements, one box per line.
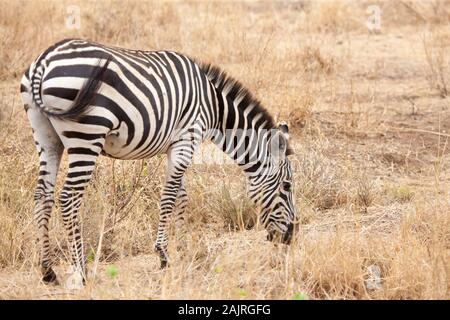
<box><xmin>106</xmin><ymin>265</ymin><xmax>118</xmax><ymax>279</ymax></box>
<box><xmin>292</xmin><ymin>292</ymin><xmax>309</xmax><ymax>300</ymax></box>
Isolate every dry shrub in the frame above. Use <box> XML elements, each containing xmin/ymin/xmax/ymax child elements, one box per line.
<box><xmin>0</xmin><ymin>204</ymin><xmax>29</xmax><ymax>267</ymax></box>
<box><xmin>300</xmin><ymin>45</ymin><xmax>337</xmax><ymax>75</ymax></box>
<box><xmin>299</xmin><ymin>232</ymin><xmax>368</xmax><ymax>299</ymax></box>
<box><xmin>294</xmin><ymin>141</ymin><xmax>350</xmax><ymax>210</ymax></box>
<box><xmin>424</xmin><ymin>28</ymin><xmax>450</xmax><ymax>98</ymax></box>
<box><xmin>384</xmin><ymin>183</ymin><xmax>415</xmax><ymax>203</ymax></box>
<box><xmin>299</xmin><ymin>196</ymin><xmax>449</xmax><ymax>300</ymax></box>
<box><xmin>288</xmin><ymin>90</ymin><xmax>314</xmax><ymax>131</ymax></box>
<box><xmin>0</xmin><ymin>87</ymin><xmax>37</xmax><ymax>268</ymax></box>
<box><xmin>83</xmin><ymin>1</ymin><xmax>182</xmax><ymax>49</ymax></box>
<box><xmin>81</xmin><ymin>159</ymin><xmax>164</xmax><ymax>261</ymax></box>
<box><xmin>354</xmin><ymin>173</ymin><xmax>376</xmax><ymax>210</ymax></box>
<box><xmin>304</xmin><ymin>1</ymin><xmax>363</xmax><ymax>33</ymax></box>
<box><xmin>381</xmin><ymin>199</ymin><xmax>450</xmax><ymax>299</ymax></box>
<box><xmin>217</xmin><ymin>186</ymin><xmax>257</xmax><ymax>232</ymax></box>
<box><xmin>294</xmin><ymin>144</ymin><xmax>379</xmax><ymax>212</ymax></box>
<box><xmin>395</xmin><ymin>1</ymin><xmax>450</xmax><ymax>26</ymax></box>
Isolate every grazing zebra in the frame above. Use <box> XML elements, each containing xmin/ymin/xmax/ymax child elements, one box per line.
<box><xmin>20</xmin><ymin>38</ymin><xmax>297</xmax><ymax>285</ymax></box>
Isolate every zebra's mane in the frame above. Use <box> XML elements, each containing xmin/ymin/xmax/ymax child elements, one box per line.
<box><xmin>199</xmin><ymin>63</ymin><xmax>276</xmax><ymax>130</ymax></box>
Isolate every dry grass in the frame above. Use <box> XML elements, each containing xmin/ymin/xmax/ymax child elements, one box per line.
<box><xmin>0</xmin><ymin>0</ymin><xmax>449</xmax><ymax>300</ymax></box>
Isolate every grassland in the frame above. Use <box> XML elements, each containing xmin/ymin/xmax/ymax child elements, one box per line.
<box><xmin>0</xmin><ymin>0</ymin><xmax>449</xmax><ymax>299</ymax></box>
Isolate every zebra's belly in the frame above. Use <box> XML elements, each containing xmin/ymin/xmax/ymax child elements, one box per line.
<box><xmin>102</xmin><ymin>137</ymin><xmax>169</xmax><ymax>160</ymax></box>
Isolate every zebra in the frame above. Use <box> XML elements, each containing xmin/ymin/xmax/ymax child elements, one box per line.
<box><xmin>20</xmin><ymin>38</ymin><xmax>298</xmax><ymax>285</ymax></box>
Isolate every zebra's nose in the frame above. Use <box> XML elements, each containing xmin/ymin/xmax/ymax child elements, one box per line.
<box><xmin>282</xmin><ymin>222</ymin><xmax>294</xmax><ymax>245</ymax></box>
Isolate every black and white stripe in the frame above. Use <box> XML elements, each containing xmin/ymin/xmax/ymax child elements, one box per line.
<box><xmin>20</xmin><ymin>39</ymin><xmax>297</xmax><ymax>285</ymax></box>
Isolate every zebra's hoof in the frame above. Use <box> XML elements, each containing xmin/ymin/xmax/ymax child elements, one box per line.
<box><xmin>42</xmin><ymin>268</ymin><xmax>59</xmax><ymax>285</ymax></box>
<box><xmin>154</xmin><ymin>244</ymin><xmax>169</xmax><ymax>269</ymax></box>
<box><xmin>160</xmin><ymin>259</ymin><xmax>168</xmax><ymax>269</ymax></box>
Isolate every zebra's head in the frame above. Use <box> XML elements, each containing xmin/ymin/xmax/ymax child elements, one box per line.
<box><xmin>249</xmin><ymin>122</ymin><xmax>297</xmax><ymax>245</ymax></box>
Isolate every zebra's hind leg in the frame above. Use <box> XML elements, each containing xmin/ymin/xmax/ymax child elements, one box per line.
<box><xmin>59</xmin><ymin>146</ymin><xmax>103</xmax><ymax>288</ymax></box>
<box><xmin>26</xmin><ymin>108</ymin><xmax>64</xmax><ymax>284</ymax></box>
<box><xmin>62</xmin><ymin>145</ymin><xmax>105</xmax><ymax>288</ymax></box>
<box><xmin>51</xmin><ymin>122</ymin><xmax>106</xmax><ymax>288</ymax></box>
<box><xmin>155</xmin><ymin>140</ymin><xmax>196</xmax><ymax>269</ymax></box>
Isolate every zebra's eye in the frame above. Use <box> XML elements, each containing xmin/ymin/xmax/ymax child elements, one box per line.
<box><xmin>282</xmin><ymin>182</ymin><xmax>292</xmax><ymax>192</ymax></box>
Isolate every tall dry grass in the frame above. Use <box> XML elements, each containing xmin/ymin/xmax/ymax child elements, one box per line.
<box><xmin>0</xmin><ymin>0</ymin><xmax>449</xmax><ymax>299</ymax></box>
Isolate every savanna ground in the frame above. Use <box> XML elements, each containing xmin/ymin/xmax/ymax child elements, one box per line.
<box><xmin>0</xmin><ymin>0</ymin><xmax>449</xmax><ymax>300</ymax></box>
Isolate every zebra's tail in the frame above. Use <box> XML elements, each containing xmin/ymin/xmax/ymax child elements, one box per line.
<box><xmin>31</xmin><ymin>56</ymin><xmax>112</xmax><ymax>120</ymax></box>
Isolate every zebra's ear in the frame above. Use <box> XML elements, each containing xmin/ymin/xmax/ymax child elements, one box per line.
<box><xmin>271</xmin><ymin>131</ymin><xmax>288</xmax><ymax>163</ymax></box>
<box><xmin>278</xmin><ymin>121</ymin><xmax>289</xmax><ymax>139</ymax></box>
<box><xmin>277</xmin><ymin>122</ymin><xmax>295</xmax><ymax>156</ymax></box>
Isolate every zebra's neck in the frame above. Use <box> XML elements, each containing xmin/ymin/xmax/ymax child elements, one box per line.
<box><xmin>198</xmin><ymin>63</ymin><xmax>277</xmax><ymax>179</ymax></box>
<box><xmin>208</xmin><ymin>88</ymin><xmax>275</xmax><ymax>179</ymax></box>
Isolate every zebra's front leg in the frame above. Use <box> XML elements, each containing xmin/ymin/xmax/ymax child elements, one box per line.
<box><xmin>173</xmin><ymin>179</ymin><xmax>189</xmax><ymax>251</ymax></box>
<box><xmin>174</xmin><ymin>178</ymin><xmax>188</xmax><ymax>231</ymax></box>
<box><xmin>59</xmin><ymin>145</ymin><xmax>102</xmax><ymax>287</ymax></box>
<box><xmin>155</xmin><ymin>142</ymin><xmax>195</xmax><ymax>268</ymax></box>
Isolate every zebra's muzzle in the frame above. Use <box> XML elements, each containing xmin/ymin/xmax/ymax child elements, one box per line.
<box><xmin>266</xmin><ymin>222</ymin><xmax>294</xmax><ymax>245</ymax></box>
<box><xmin>281</xmin><ymin>222</ymin><xmax>294</xmax><ymax>245</ymax></box>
